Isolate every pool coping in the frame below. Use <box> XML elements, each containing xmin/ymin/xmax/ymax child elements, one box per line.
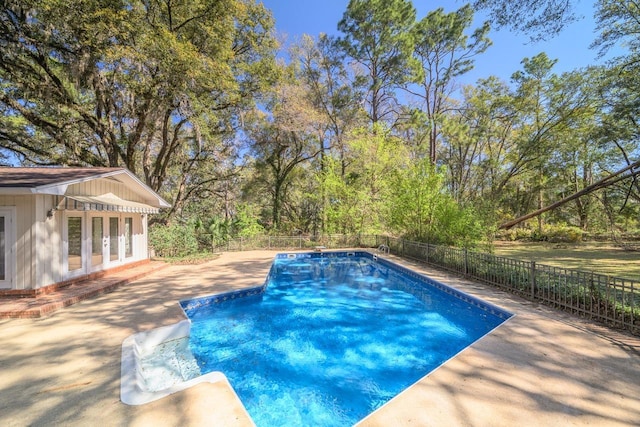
<box><xmin>180</xmin><ymin>250</ymin><xmax>513</xmax><ymax>321</ymax></box>
<box><xmin>130</xmin><ymin>250</ymin><xmax>515</xmax><ymax>418</ymax></box>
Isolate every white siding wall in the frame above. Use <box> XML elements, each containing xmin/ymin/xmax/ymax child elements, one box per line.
<box><xmin>49</xmin><ymin>198</ymin><xmax>63</xmax><ymax>284</ymax></box>
<box><xmin>68</xmin><ymin>178</ymin><xmax>150</xmax><ymax>203</ymax></box>
<box><xmin>36</xmin><ymin>194</ymin><xmax>62</xmax><ymax>287</ymax></box>
<box><xmin>0</xmin><ymin>180</ymin><xmax>151</xmax><ymax>291</ymax></box>
<box><xmin>0</xmin><ymin>195</ymin><xmax>31</xmax><ymax>289</ymax></box>
<box><xmin>0</xmin><ymin>194</ymin><xmax>62</xmax><ymax>290</ymax></box>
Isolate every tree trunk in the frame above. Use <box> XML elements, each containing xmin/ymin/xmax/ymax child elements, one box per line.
<box><xmin>499</xmin><ymin>160</ymin><xmax>640</xmax><ymax>229</ymax></box>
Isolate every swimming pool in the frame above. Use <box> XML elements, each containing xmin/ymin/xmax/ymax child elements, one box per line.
<box><xmin>180</xmin><ymin>251</ymin><xmax>513</xmax><ymax>426</ymax></box>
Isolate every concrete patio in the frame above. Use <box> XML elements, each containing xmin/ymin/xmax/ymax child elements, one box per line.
<box><xmin>0</xmin><ymin>250</ymin><xmax>638</xmax><ymax>426</ymax></box>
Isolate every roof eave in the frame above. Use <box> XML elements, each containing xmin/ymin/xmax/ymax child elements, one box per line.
<box><xmin>34</xmin><ymin>169</ymin><xmax>171</xmax><ymax>209</ymax></box>
<box><xmin>31</xmin><ymin>169</ymin><xmax>126</xmax><ymax>195</ymax></box>
<box><xmin>0</xmin><ymin>187</ymin><xmax>39</xmax><ymax>195</ymax></box>
<box><xmin>112</xmin><ymin>170</ymin><xmax>171</xmax><ymax>209</ymax></box>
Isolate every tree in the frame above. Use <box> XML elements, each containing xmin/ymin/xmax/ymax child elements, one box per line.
<box><xmin>386</xmin><ymin>158</ymin><xmax>485</xmax><ymax>246</ymax></box>
<box><xmin>0</xmin><ymin>0</ymin><xmax>277</xmax><ymax>214</ymax></box>
<box><xmin>441</xmin><ymin>77</ymin><xmax>519</xmax><ymax>207</ymax></box>
<box><xmin>244</xmin><ymin>74</ymin><xmax>325</xmax><ymax>231</ymax></box>
<box><xmin>337</xmin><ymin>0</ymin><xmax>416</xmax><ymax>126</ymax></box>
<box><xmin>292</xmin><ymin>34</ymin><xmax>367</xmax><ymax>233</ymax></box>
<box><xmin>546</xmin><ymin>90</ymin><xmax>601</xmax><ymax>230</ymax></box>
<box><xmin>407</xmin><ymin>4</ymin><xmax>491</xmax><ymax>163</ymax></box>
<box><xmin>293</xmin><ymin>34</ymin><xmax>366</xmax><ymax>174</ymax></box>
<box><xmin>498</xmin><ymin>159</ymin><xmax>640</xmax><ymax>229</ymax></box>
<box><xmin>593</xmin><ymin>0</ymin><xmax>640</xmax><ymax>65</ymax></box>
<box><xmin>472</xmin><ymin>0</ymin><xmax>581</xmax><ymax>41</ymax></box>
<box><xmin>445</xmin><ymin>61</ymin><xmax>602</xmax><ymax>231</ymax></box>
<box><xmin>322</xmin><ymin>124</ymin><xmax>406</xmax><ymax>234</ymax></box>
<box><xmin>592</xmin><ymin>0</ymin><xmax>640</xmax><ymax>233</ymax></box>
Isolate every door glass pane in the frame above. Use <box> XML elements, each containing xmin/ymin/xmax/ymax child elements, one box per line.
<box><xmin>109</xmin><ymin>217</ymin><xmax>118</xmax><ymax>261</ymax></box>
<box><xmin>0</xmin><ymin>216</ymin><xmax>5</xmax><ymax>280</ymax></box>
<box><xmin>91</xmin><ymin>217</ymin><xmax>103</xmax><ymax>267</ymax></box>
<box><xmin>124</xmin><ymin>217</ymin><xmax>133</xmax><ymax>258</ymax></box>
<box><xmin>68</xmin><ymin>217</ymin><xmax>82</xmax><ymax>271</ymax></box>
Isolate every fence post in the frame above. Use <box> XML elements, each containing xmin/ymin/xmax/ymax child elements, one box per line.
<box><xmin>402</xmin><ymin>238</ymin><xmax>405</xmax><ymax>257</ymax></box>
<box><xmin>530</xmin><ymin>261</ymin><xmax>536</xmax><ymax>299</ymax></box>
<box><xmin>299</xmin><ymin>235</ymin><xmax>302</xmax><ymax>249</ymax></box>
<box><xmin>268</xmin><ymin>236</ymin><xmax>271</xmax><ymax>250</ymax></box>
<box><xmin>464</xmin><ymin>249</ymin><xmax>469</xmax><ymax>276</ymax></box>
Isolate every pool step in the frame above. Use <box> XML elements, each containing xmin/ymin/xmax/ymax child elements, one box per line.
<box><xmin>138</xmin><ymin>337</ymin><xmax>201</xmax><ymax>392</ymax></box>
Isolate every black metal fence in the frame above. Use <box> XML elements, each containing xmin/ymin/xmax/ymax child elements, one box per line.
<box><xmin>383</xmin><ymin>236</ymin><xmax>639</xmax><ymax>336</ymax></box>
<box><xmin>215</xmin><ymin>234</ymin><xmax>640</xmax><ymax>335</ymax></box>
<box><xmin>214</xmin><ymin>234</ymin><xmax>379</xmax><ymax>251</ymax></box>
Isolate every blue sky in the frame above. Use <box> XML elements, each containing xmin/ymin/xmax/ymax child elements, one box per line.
<box><xmin>261</xmin><ymin>0</ymin><xmax>610</xmax><ymax>86</ymax></box>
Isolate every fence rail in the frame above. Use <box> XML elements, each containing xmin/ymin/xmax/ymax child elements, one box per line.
<box><xmin>212</xmin><ymin>234</ymin><xmax>639</xmax><ymax>335</ymax></box>
<box><xmin>214</xmin><ymin>234</ymin><xmax>379</xmax><ymax>251</ymax></box>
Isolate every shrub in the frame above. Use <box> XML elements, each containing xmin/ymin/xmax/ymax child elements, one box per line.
<box><xmin>497</xmin><ymin>227</ymin><xmax>533</xmax><ymax>241</ymax></box>
<box><xmin>532</xmin><ymin>224</ymin><xmax>584</xmax><ymax>243</ymax></box>
<box><xmin>149</xmin><ymin>222</ymin><xmax>199</xmax><ymax>257</ymax></box>
<box><xmin>386</xmin><ymin>159</ymin><xmax>487</xmax><ymax>248</ymax></box>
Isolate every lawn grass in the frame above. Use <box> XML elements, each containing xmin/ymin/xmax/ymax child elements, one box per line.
<box><xmin>492</xmin><ymin>241</ymin><xmax>640</xmax><ymax>280</ymax></box>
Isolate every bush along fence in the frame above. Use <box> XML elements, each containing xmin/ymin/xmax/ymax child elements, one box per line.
<box><xmin>211</xmin><ymin>234</ymin><xmax>639</xmax><ymax>336</ymax></box>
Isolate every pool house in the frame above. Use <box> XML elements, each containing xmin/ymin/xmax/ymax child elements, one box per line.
<box><xmin>0</xmin><ymin>167</ymin><xmax>170</xmax><ymax>296</ymax></box>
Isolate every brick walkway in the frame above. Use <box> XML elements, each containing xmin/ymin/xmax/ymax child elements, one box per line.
<box><xmin>0</xmin><ymin>261</ymin><xmax>167</xmax><ymax>318</ymax></box>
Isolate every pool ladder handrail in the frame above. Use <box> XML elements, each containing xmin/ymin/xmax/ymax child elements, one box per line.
<box><xmin>377</xmin><ymin>244</ymin><xmax>390</xmax><ymax>255</ymax></box>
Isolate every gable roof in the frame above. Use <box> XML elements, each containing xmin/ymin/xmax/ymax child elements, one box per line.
<box><xmin>0</xmin><ymin>167</ymin><xmax>171</xmax><ymax>209</ymax></box>
<box><xmin>0</xmin><ymin>167</ymin><xmax>122</xmax><ymax>188</ymax></box>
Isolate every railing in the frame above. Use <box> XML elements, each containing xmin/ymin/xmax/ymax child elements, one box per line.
<box><xmin>382</xmin><ymin>236</ymin><xmax>639</xmax><ymax>336</ymax></box>
<box><xmin>212</xmin><ymin>234</ymin><xmax>640</xmax><ymax>335</ymax></box>
<box><xmin>214</xmin><ymin>234</ymin><xmax>380</xmax><ymax>252</ymax></box>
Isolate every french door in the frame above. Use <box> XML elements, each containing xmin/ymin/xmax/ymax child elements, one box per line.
<box><xmin>90</xmin><ymin>215</ymin><xmax>121</xmax><ymax>271</ymax></box>
<box><xmin>67</xmin><ymin>216</ymin><xmax>83</xmax><ymax>273</ymax></box>
<box><xmin>91</xmin><ymin>217</ymin><xmax>104</xmax><ymax>268</ymax></box>
<box><xmin>109</xmin><ymin>217</ymin><xmax>120</xmax><ymax>263</ymax></box>
<box><xmin>0</xmin><ymin>207</ymin><xmax>15</xmax><ymax>288</ymax></box>
<box><xmin>66</xmin><ymin>214</ymin><xmax>129</xmax><ymax>275</ymax></box>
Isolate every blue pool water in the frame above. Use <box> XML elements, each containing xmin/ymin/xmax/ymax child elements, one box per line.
<box><xmin>182</xmin><ymin>252</ymin><xmax>512</xmax><ymax>426</ymax></box>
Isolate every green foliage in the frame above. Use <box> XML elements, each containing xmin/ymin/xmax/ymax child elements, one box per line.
<box><xmin>321</xmin><ymin>124</ymin><xmax>406</xmax><ymax>235</ymax></box>
<box><xmin>149</xmin><ymin>222</ymin><xmax>199</xmax><ymax>257</ymax></box>
<box><xmin>0</xmin><ymin>0</ymin><xmax>277</xmax><ymax>212</ymax></box>
<box><xmin>338</xmin><ymin>0</ymin><xmax>416</xmax><ymax>123</ymax></box>
<box><xmin>498</xmin><ymin>224</ymin><xmax>584</xmax><ymax>243</ymax></box>
<box><xmin>386</xmin><ymin>158</ymin><xmax>486</xmax><ymax>247</ymax></box>
<box><xmin>322</xmin><ymin>158</ymin><xmax>372</xmax><ymax>234</ymax></box>
<box><xmin>235</xmin><ymin>204</ymin><xmax>266</xmax><ymax>237</ymax></box>
<box><xmin>531</xmin><ymin>224</ymin><xmax>584</xmax><ymax>243</ymax></box>
<box><xmin>193</xmin><ymin>205</ymin><xmax>265</xmax><ymax>248</ymax></box>
<box><xmin>497</xmin><ymin>228</ymin><xmax>534</xmax><ymax>241</ymax></box>
<box><xmin>472</xmin><ymin>0</ymin><xmax>580</xmax><ymax>41</ymax></box>
<box><xmin>195</xmin><ymin>217</ymin><xmax>236</xmax><ymax>249</ymax></box>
